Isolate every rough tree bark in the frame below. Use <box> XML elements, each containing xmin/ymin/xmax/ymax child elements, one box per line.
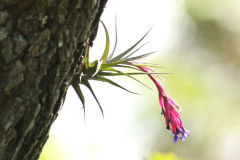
<box><xmin>0</xmin><ymin>0</ymin><xmax>107</xmax><ymax>159</ymax></box>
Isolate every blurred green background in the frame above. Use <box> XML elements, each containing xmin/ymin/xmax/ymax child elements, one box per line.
<box><xmin>39</xmin><ymin>0</ymin><xmax>240</xmax><ymax>160</ymax></box>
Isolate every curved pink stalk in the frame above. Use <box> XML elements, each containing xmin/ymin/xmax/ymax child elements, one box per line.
<box><xmin>138</xmin><ymin>66</ymin><xmax>189</xmax><ymax>142</ymax></box>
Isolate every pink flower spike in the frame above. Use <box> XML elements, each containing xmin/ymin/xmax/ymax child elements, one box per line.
<box><xmin>137</xmin><ymin>65</ymin><xmax>189</xmax><ymax>142</ymax></box>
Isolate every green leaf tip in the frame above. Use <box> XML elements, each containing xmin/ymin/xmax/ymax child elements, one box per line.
<box><xmin>108</xmin><ymin>27</ymin><xmax>153</xmax><ymax>62</ymax></box>
<box><xmin>71</xmin><ymin>82</ymin><xmax>86</xmax><ymax>123</ymax></box>
<box><xmin>107</xmin><ymin>15</ymin><xmax>118</xmax><ymax>60</ymax></box>
<box><xmin>81</xmin><ymin>78</ymin><xmax>104</xmax><ymax>118</ymax></box>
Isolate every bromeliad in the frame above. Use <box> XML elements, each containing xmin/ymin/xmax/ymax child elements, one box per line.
<box><xmin>71</xmin><ymin>20</ymin><xmax>189</xmax><ymax>142</ymax></box>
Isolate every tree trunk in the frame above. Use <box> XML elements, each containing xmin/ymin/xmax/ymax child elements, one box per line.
<box><xmin>0</xmin><ymin>0</ymin><xmax>107</xmax><ymax>159</ymax></box>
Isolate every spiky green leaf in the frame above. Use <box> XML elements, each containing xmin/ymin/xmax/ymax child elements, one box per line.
<box><xmin>107</xmin><ymin>15</ymin><xmax>118</xmax><ymax>60</ymax></box>
<box><xmin>92</xmin><ymin>76</ymin><xmax>140</xmax><ymax>94</ymax></box>
<box><xmin>100</xmin><ymin>60</ymin><xmax>128</xmax><ymax>70</ymax></box>
<box><xmin>98</xmin><ymin>67</ymin><xmax>152</xmax><ymax>90</ymax></box>
<box><xmin>81</xmin><ymin>79</ymin><xmax>104</xmax><ymax>118</ymax></box>
<box><xmin>108</xmin><ymin>27</ymin><xmax>152</xmax><ymax>62</ymax></box>
<box><xmin>71</xmin><ymin>82</ymin><xmax>86</xmax><ymax>121</ymax></box>
<box><xmin>98</xmin><ymin>71</ymin><xmax>170</xmax><ymax>77</ymax></box>
<box><xmin>125</xmin><ymin>51</ymin><xmax>156</xmax><ymax>61</ymax></box>
<box><xmin>123</xmin><ymin>42</ymin><xmax>150</xmax><ymax>59</ymax></box>
<box><xmin>100</xmin><ymin>21</ymin><xmax>110</xmax><ymax>64</ymax></box>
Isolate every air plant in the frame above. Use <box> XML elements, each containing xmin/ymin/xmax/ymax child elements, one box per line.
<box><xmin>71</xmin><ymin>20</ymin><xmax>189</xmax><ymax>142</ymax></box>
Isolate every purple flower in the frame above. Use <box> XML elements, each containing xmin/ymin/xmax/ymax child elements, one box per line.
<box><xmin>138</xmin><ymin>66</ymin><xmax>189</xmax><ymax>142</ymax></box>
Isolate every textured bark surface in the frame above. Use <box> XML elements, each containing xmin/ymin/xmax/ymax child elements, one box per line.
<box><xmin>0</xmin><ymin>0</ymin><xmax>107</xmax><ymax>159</ymax></box>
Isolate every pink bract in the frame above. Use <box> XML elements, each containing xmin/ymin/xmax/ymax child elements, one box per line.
<box><xmin>138</xmin><ymin>66</ymin><xmax>189</xmax><ymax>142</ymax></box>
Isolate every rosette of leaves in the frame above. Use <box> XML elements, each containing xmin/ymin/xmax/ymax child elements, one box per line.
<box><xmin>71</xmin><ymin>21</ymin><xmax>166</xmax><ymax>119</ymax></box>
